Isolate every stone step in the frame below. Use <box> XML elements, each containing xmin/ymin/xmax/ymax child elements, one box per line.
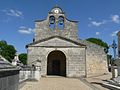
<box><xmin>102</xmin><ymin>82</ymin><xmax>120</xmax><ymax>90</ymax></box>
<box><xmin>106</xmin><ymin>80</ymin><xmax>120</xmax><ymax>87</ymax></box>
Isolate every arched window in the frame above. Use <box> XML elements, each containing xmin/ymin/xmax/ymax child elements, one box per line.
<box><xmin>49</xmin><ymin>16</ymin><xmax>55</xmax><ymax>29</ymax></box>
<box><xmin>58</xmin><ymin>16</ymin><xmax>64</xmax><ymax>30</ymax></box>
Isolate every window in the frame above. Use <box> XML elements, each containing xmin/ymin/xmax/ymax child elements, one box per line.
<box><xmin>49</xmin><ymin>16</ymin><xmax>55</xmax><ymax>29</ymax></box>
<box><xmin>58</xmin><ymin>16</ymin><xmax>64</xmax><ymax>30</ymax></box>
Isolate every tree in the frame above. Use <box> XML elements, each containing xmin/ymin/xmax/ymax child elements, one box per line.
<box><xmin>86</xmin><ymin>38</ymin><xmax>109</xmax><ymax>53</ymax></box>
<box><xmin>0</xmin><ymin>40</ymin><xmax>16</xmax><ymax>62</ymax></box>
<box><xmin>18</xmin><ymin>53</ymin><xmax>27</xmax><ymax>65</ymax></box>
<box><xmin>0</xmin><ymin>40</ymin><xmax>7</xmax><ymax>53</ymax></box>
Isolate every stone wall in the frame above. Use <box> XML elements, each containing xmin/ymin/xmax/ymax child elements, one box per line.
<box><xmin>0</xmin><ymin>70</ymin><xmax>19</xmax><ymax>90</ymax></box>
<box><xmin>66</xmin><ymin>48</ymin><xmax>86</xmax><ymax>77</ymax></box>
<box><xmin>78</xmin><ymin>40</ymin><xmax>108</xmax><ymax>77</ymax></box>
<box><xmin>27</xmin><ymin>37</ymin><xmax>108</xmax><ymax>77</ymax></box>
<box><xmin>35</xmin><ymin>19</ymin><xmax>78</xmax><ymax>41</ymax></box>
<box><xmin>19</xmin><ymin>69</ymin><xmax>41</xmax><ymax>82</ymax></box>
<box><xmin>27</xmin><ymin>46</ymin><xmax>86</xmax><ymax>77</ymax></box>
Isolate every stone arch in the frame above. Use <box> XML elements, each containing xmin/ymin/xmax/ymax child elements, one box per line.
<box><xmin>49</xmin><ymin>16</ymin><xmax>55</xmax><ymax>29</ymax></box>
<box><xmin>47</xmin><ymin>50</ymin><xmax>66</xmax><ymax>76</ymax></box>
<box><xmin>58</xmin><ymin>16</ymin><xmax>64</xmax><ymax>30</ymax></box>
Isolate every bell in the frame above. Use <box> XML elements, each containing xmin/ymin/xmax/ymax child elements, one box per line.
<box><xmin>60</xmin><ymin>22</ymin><xmax>63</xmax><ymax>25</ymax></box>
<box><xmin>50</xmin><ymin>20</ymin><xmax>55</xmax><ymax>24</ymax></box>
<box><xmin>59</xmin><ymin>20</ymin><xmax>63</xmax><ymax>25</ymax></box>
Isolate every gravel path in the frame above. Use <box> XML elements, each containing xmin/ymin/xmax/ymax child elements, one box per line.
<box><xmin>19</xmin><ymin>76</ymin><xmax>93</xmax><ymax>90</ymax></box>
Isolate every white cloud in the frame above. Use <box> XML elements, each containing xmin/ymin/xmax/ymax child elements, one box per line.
<box><xmin>18</xmin><ymin>26</ymin><xmax>35</xmax><ymax>34</ymax></box>
<box><xmin>111</xmin><ymin>15</ymin><xmax>120</xmax><ymax>23</ymax></box>
<box><xmin>88</xmin><ymin>14</ymin><xmax>120</xmax><ymax>27</ymax></box>
<box><xmin>88</xmin><ymin>17</ymin><xmax>107</xmax><ymax>27</ymax></box>
<box><xmin>96</xmin><ymin>32</ymin><xmax>100</xmax><ymax>35</ymax></box>
<box><xmin>111</xmin><ymin>30</ymin><xmax>119</xmax><ymax>37</ymax></box>
<box><xmin>2</xmin><ymin>9</ymin><xmax>23</xmax><ymax>18</ymax></box>
<box><xmin>90</xmin><ymin>20</ymin><xmax>106</xmax><ymax>27</ymax></box>
<box><xmin>91</xmin><ymin>21</ymin><xmax>102</xmax><ymax>26</ymax></box>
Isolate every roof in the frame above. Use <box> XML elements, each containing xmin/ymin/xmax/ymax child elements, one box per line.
<box><xmin>66</xmin><ymin>18</ymin><xmax>78</xmax><ymax>23</ymax></box>
<box><xmin>49</xmin><ymin>5</ymin><xmax>64</xmax><ymax>14</ymax></box>
<box><xmin>0</xmin><ymin>56</ymin><xmax>16</xmax><ymax>70</ymax></box>
<box><xmin>34</xmin><ymin>19</ymin><xmax>46</xmax><ymax>22</ymax></box>
<box><xmin>26</xmin><ymin>36</ymin><xmax>86</xmax><ymax>48</ymax></box>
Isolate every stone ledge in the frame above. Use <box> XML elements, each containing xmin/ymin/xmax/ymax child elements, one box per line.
<box><xmin>102</xmin><ymin>82</ymin><xmax>120</xmax><ymax>90</ymax></box>
<box><xmin>0</xmin><ymin>69</ymin><xmax>19</xmax><ymax>78</ymax></box>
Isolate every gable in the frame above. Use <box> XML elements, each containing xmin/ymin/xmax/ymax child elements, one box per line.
<box><xmin>35</xmin><ymin>38</ymin><xmax>78</xmax><ymax>47</ymax></box>
<box><xmin>27</xmin><ymin>36</ymin><xmax>85</xmax><ymax>47</ymax></box>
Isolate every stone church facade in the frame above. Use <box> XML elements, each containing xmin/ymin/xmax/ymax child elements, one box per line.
<box><xmin>26</xmin><ymin>6</ymin><xmax>108</xmax><ymax>77</ymax></box>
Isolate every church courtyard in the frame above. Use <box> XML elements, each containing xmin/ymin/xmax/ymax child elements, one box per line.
<box><xmin>19</xmin><ymin>73</ymin><xmax>112</xmax><ymax>90</ymax></box>
<box><xmin>19</xmin><ymin>76</ymin><xmax>93</xmax><ymax>90</ymax></box>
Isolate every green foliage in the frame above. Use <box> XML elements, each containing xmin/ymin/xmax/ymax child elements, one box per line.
<box><xmin>86</xmin><ymin>38</ymin><xmax>109</xmax><ymax>53</ymax></box>
<box><xmin>0</xmin><ymin>40</ymin><xmax>16</xmax><ymax>62</ymax></box>
<box><xmin>18</xmin><ymin>53</ymin><xmax>27</xmax><ymax>65</ymax></box>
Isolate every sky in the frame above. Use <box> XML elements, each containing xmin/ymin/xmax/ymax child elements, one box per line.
<box><xmin>0</xmin><ymin>0</ymin><xmax>120</xmax><ymax>56</ymax></box>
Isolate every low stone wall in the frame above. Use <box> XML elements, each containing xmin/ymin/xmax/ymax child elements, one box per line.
<box><xmin>0</xmin><ymin>69</ymin><xmax>19</xmax><ymax>90</ymax></box>
<box><xmin>19</xmin><ymin>67</ymin><xmax>41</xmax><ymax>82</ymax></box>
<box><xmin>19</xmin><ymin>70</ymin><xmax>41</xmax><ymax>82</ymax></box>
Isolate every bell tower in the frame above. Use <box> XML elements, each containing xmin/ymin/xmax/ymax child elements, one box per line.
<box><xmin>34</xmin><ymin>6</ymin><xmax>78</xmax><ymax>41</ymax></box>
<box><xmin>48</xmin><ymin>6</ymin><xmax>65</xmax><ymax>30</ymax></box>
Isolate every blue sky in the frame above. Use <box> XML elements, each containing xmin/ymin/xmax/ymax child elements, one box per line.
<box><xmin>0</xmin><ymin>0</ymin><xmax>120</xmax><ymax>56</ymax></box>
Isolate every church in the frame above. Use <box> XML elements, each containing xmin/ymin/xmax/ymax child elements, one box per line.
<box><xmin>26</xmin><ymin>6</ymin><xmax>108</xmax><ymax>77</ymax></box>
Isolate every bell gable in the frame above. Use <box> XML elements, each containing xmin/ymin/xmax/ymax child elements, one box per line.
<box><xmin>34</xmin><ymin>6</ymin><xmax>78</xmax><ymax>41</ymax></box>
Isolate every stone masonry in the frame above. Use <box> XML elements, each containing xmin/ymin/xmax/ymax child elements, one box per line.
<box><xmin>26</xmin><ymin>6</ymin><xmax>108</xmax><ymax>77</ymax></box>
<box><xmin>0</xmin><ymin>56</ymin><xmax>19</xmax><ymax>90</ymax></box>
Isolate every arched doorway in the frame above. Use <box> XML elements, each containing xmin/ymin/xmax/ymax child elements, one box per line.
<box><xmin>47</xmin><ymin>50</ymin><xmax>66</xmax><ymax>76</ymax></box>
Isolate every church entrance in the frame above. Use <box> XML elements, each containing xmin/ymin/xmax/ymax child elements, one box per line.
<box><xmin>47</xmin><ymin>50</ymin><xmax>66</xmax><ymax>76</ymax></box>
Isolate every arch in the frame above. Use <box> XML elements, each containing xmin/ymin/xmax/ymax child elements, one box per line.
<box><xmin>49</xmin><ymin>16</ymin><xmax>55</xmax><ymax>29</ymax></box>
<box><xmin>58</xmin><ymin>16</ymin><xmax>64</xmax><ymax>30</ymax></box>
<box><xmin>47</xmin><ymin>50</ymin><xmax>66</xmax><ymax>76</ymax></box>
